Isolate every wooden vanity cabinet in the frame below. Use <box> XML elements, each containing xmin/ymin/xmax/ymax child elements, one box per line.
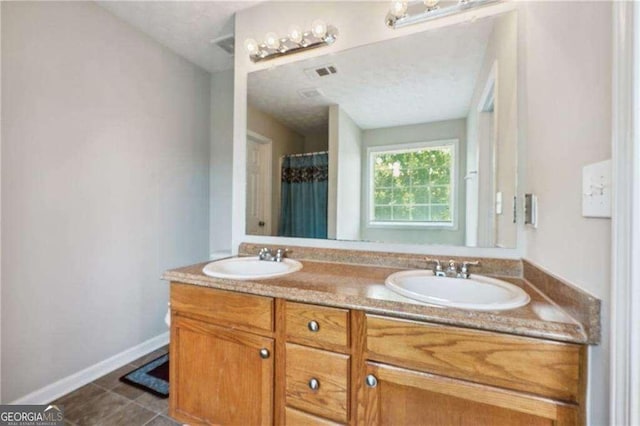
<box><xmin>285</xmin><ymin>343</ymin><xmax>349</xmax><ymax>422</ymax></box>
<box><xmin>362</xmin><ymin>362</ymin><xmax>578</xmax><ymax>426</ymax></box>
<box><xmin>360</xmin><ymin>315</ymin><xmax>585</xmax><ymax>426</ymax></box>
<box><xmin>169</xmin><ymin>283</ymin><xmax>586</xmax><ymax>426</ymax></box>
<box><xmin>169</xmin><ymin>284</ymin><xmax>275</xmax><ymax>425</ymax></box>
<box><xmin>285</xmin><ymin>407</ymin><xmax>344</xmax><ymax>425</ymax></box>
<box><xmin>282</xmin><ymin>301</ymin><xmax>351</xmax><ymax>425</ymax></box>
<box><xmin>284</xmin><ymin>301</ymin><xmax>350</xmax><ymax>351</ymax></box>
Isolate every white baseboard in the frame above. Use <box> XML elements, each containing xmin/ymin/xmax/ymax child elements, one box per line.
<box><xmin>10</xmin><ymin>332</ymin><xmax>169</xmax><ymax>405</ymax></box>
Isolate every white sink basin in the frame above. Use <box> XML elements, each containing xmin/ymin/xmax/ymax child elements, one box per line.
<box><xmin>385</xmin><ymin>270</ymin><xmax>530</xmax><ymax>311</ymax></box>
<box><xmin>202</xmin><ymin>256</ymin><xmax>302</xmax><ymax>280</ymax></box>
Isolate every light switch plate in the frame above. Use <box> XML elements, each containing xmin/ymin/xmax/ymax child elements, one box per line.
<box><xmin>524</xmin><ymin>193</ymin><xmax>537</xmax><ymax>228</ymax></box>
<box><xmin>582</xmin><ymin>159</ymin><xmax>612</xmax><ymax>218</ymax></box>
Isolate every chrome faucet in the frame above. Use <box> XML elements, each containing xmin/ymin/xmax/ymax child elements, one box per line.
<box><xmin>425</xmin><ymin>258</ymin><xmax>481</xmax><ymax>279</ymax></box>
<box><xmin>446</xmin><ymin>260</ymin><xmax>458</xmax><ymax>277</ymax></box>
<box><xmin>258</xmin><ymin>247</ymin><xmax>289</xmax><ymax>262</ymax></box>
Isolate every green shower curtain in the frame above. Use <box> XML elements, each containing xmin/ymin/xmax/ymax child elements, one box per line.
<box><xmin>278</xmin><ymin>152</ymin><xmax>328</xmax><ymax>238</ymax></box>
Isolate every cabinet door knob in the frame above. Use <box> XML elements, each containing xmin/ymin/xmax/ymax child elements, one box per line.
<box><xmin>307</xmin><ymin>320</ymin><xmax>320</xmax><ymax>332</ymax></box>
<box><xmin>308</xmin><ymin>377</ymin><xmax>320</xmax><ymax>391</ymax></box>
<box><xmin>365</xmin><ymin>374</ymin><xmax>378</xmax><ymax>388</ymax></box>
<box><xmin>259</xmin><ymin>348</ymin><xmax>270</xmax><ymax>359</ymax></box>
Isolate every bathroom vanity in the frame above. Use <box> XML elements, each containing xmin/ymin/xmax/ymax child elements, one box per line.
<box><xmin>164</xmin><ymin>245</ymin><xmax>598</xmax><ymax>426</ymax></box>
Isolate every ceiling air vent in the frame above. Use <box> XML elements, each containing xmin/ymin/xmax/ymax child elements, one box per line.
<box><xmin>210</xmin><ymin>34</ymin><xmax>235</xmax><ymax>55</ymax></box>
<box><xmin>298</xmin><ymin>88</ymin><xmax>324</xmax><ymax>99</ymax></box>
<box><xmin>304</xmin><ymin>64</ymin><xmax>338</xmax><ymax>80</ymax></box>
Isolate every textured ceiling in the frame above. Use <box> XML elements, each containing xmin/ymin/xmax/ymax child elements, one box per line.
<box><xmin>97</xmin><ymin>1</ymin><xmax>261</xmax><ymax>73</ymax></box>
<box><xmin>248</xmin><ymin>16</ymin><xmax>496</xmax><ymax>135</ymax></box>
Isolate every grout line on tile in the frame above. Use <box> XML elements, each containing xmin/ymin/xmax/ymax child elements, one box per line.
<box><xmin>142</xmin><ymin>414</ymin><xmax>162</xmax><ymax>426</ymax></box>
<box><xmin>92</xmin><ymin>382</ymin><xmax>111</xmax><ymax>391</ymax></box>
<box><xmin>131</xmin><ymin>398</ymin><xmax>165</xmax><ymax>412</ymax></box>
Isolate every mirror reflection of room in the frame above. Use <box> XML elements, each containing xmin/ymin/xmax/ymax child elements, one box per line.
<box><xmin>245</xmin><ymin>107</ymin><xmax>329</xmax><ymax>239</ymax></box>
<box><xmin>246</xmin><ymin>10</ymin><xmax>517</xmax><ymax>248</ymax></box>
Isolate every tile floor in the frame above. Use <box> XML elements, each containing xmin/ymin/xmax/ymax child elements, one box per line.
<box><xmin>52</xmin><ymin>345</ymin><xmax>180</xmax><ymax>426</ymax></box>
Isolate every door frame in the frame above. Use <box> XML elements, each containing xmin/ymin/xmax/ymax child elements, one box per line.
<box><xmin>474</xmin><ymin>61</ymin><xmax>499</xmax><ymax>248</ymax></box>
<box><xmin>247</xmin><ymin>130</ymin><xmax>273</xmax><ymax>236</ymax></box>
<box><xmin>610</xmin><ymin>2</ymin><xmax>640</xmax><ymax>425</ymax></box>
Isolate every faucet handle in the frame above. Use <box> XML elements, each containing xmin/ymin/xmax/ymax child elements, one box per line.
<box><xmin>258</xmin><ymin>247</ymin><xmax>272</xmax><ymax>260</ymax></box>
<box><xmin>425</xmin><ymin>257</ymin><xmax>442</xmax><ymax>270</ymax></box>
<box><xmin>460</xmin><ymin>260</ymin><xmax>480</xmax><ymax>278</ymax></box>
<box><xmin>275</xmin><ymin>248</ymin><xmax>289</xmax><ymax>262</ymax></box>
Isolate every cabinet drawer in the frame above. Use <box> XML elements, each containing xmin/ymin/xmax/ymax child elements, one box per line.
<box><xmin>285</xmin><ymin>301</ymin><xmax>349</xmax><ymax>351</ymax></box>
<box><xmin>365</xmin><ymin>315</ymin><xmax>584</xmax><ymax>402</ymax></box>
<box><xmin>285</xmin><ymin>343</ymin><xmax>349</xmax><ymax>423</ymax></box>
<box><xmin>363</xmin><ymin>361</ymin><xmax>579</xmax><ymax>426</ymax></box>
<box><xmin>171</xmin><ymin>283</ymin><xmax>273</xmax><ymax>333</ymax></box>
<box><xmin>285</xmin><ymin>407</ymin><xmax>345</xmax><ymax>426</ymax></box>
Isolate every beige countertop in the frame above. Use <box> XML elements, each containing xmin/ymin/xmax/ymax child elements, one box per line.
<box><xmin>163</xmin><ymin>258</ymin><xmax>594</xmax><ymax>345</ymax></box>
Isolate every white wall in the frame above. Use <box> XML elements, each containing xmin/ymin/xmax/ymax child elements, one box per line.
<box><xmin>1</xmin><ymin>2</ymin><xmax>210</xmax><ymax>402</ymax></box>
<box><xmin>210</xmin><ymin>70</ymin><xmax>234</xmax><ymax>256</ymax></box>
<box><xmin>523</xmin><ymin>0</ymin><xmax>611</xmax><ymax>300</ymax></box>
<box><xmin>334</xmin><ymin>107</ymin><xmax>362</xmax><ymax>241</ymax></box>
<box><xmin>361</xmin><ymin>119</ymin><xmax>467</xmax><ymax>246</ymax></box>
<box><xmin>521</xmin><ymin>2</ymin><xmax>612</xmax><ymax>424</ymax></box>
<box><xmin>304</xmin><ymin>132</ymin><xmax>328</xmax><ymax>153</ymax></box>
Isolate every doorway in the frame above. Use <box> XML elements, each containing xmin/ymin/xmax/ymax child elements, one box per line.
<box><xmin>246</xmin><ymin>131</ymin><xmax>272</xmax><ymax>236</ymax></box>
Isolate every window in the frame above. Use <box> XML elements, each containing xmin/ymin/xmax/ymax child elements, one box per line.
<box><xmin>368</xmin><ymin>139</ymin><xmax>457</xmax><ymax>227</ymax></box>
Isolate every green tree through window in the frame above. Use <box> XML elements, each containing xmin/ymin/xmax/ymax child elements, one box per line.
<box><xmin>371</xmin><ymin>143</ymin><xmax>454</xmax><ymax>224</ymax></box>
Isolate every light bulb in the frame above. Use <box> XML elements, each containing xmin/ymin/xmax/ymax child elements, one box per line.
<box><xmin>390</xmin><ymin>1</ymin><xmax>408</xmax><ymax>18</ymax></box>
<box><xmin>288</xmin><ymin>25</ymin><xmax>303</xmax><ymax>44</ymax></box>
<box><xmin>264</xmin><ymin>32</ymin><xmax>280</xmax><ymax>50</ymax></box>
<box><xmin>244</xmin><ymin>38</ymin><xmax>259</xmax><ymax>54</ymax></box>
<box><xmin>311</xmin><ymin>19</ymin><xmax>327</xmax><ymax>38</ymax></box>
<box><xmin>424</xmin><ymin>0</ymin><xmax>439</xmax><ymax>10</ymax></box>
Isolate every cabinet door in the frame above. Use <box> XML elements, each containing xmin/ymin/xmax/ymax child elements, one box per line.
<box><xmin>170</xmin><ymin>316</ymin><xmax>274</xmax><ymax>425</ymax></box>
<box><xmin>362</xmin><ymin>362</ymin><xmax>579</xmax><ymax>426</ymax></box>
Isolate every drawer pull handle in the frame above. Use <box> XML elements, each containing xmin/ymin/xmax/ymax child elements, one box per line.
<box><xmin>307</xmin><ymin>320</ymin><xmax>320</xmax><ymax>332</ymax></box>
<box><xmin>365</xmin><ymin>374</ymin><xmax>378</xmax><ymax>388</ymax></box>
<box><xmin>259</xmin><ymin>348</ymin><xmax>270</xmax><ymax>359</ymax></box>
<box><xmin>308</xmin><ymin>378</ymin><xmax>320</xmax><ymax>391</ymax></box>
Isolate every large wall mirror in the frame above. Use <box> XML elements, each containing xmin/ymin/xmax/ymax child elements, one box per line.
<box><xmin>246</xmin><ymin>9</ymin><xmax>518</xmax><ymax>248</ymax></box>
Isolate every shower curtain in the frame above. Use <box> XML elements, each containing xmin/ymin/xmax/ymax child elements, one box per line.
<box><xmin>278</xmin><ymin>152</ymin><xmax>328</xmax><ymax>239</ymax></box>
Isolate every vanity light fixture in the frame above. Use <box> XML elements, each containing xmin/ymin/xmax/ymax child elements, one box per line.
<box><xmin>386</xmin><ymin>0</ymin><xmax>499</xmax><ymax>29</ymax></box>
<box><xmin>264</xmin><ymin>32</ymin><xmax>281</xmax><ymax>50</ymax></box>
<box><xmin>288</xmin><ymin>25</ymin><xmax>303</xmax><ymax>44</ymax></box>
<box><xmin>244</xmin><ymin>20</ymin><xmax>338</xmax><ymax>63</ymax></box>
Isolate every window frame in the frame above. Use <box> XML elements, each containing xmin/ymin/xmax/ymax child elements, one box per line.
<box><xmin>366</xmin><ymin>139</ymin><xmax>459</xmax><ymax>230</ymax></box>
